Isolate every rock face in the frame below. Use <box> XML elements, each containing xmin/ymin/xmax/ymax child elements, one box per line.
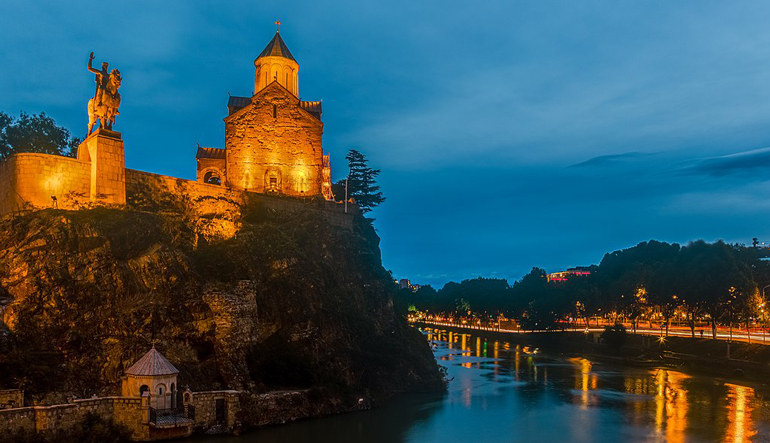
<box><xmin>0</xmin><ymin>202</ymin><xmax>443</xmax><ymax>416</ymax></box>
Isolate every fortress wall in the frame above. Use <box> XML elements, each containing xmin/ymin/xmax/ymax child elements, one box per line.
<box><xmin>0</xmin><ymin>397</ymin><xmax>149</xmax><ymax>441</ymax></box>
<box><xmin>184</xmin><ymin>390</ymin><xmax>240</xmax><ymax>429</ymax></box>
<box><xmin>126</xmin><ymin>169</ymin><xmax>356</xmax><ymax>230</ymax></box>
<box><xmin>0</xmin><ymin>154</ymin><xmax>91</xmax><ymax>215</ymax></box>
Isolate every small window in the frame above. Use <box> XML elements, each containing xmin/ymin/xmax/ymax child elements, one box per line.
<box><xmin>158</xmin><ymin>387</ymin><xmax>163</xmax><ymax>395</ymax></box>
<box><xmin>203</xmin><ymin>170</ymin><xmax>222</xmax><ymax>186</ymax></box>
<box><xmin>139</xmin><ymin>385</ymin><xmax>149</xmax><ymax>395</ymax></box>
<box><xmin>273</xmin><ymin>104</ymin><xmax>277</xmax><ymax>119</ymax></box>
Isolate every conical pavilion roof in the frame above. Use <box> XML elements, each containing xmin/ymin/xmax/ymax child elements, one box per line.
<box><xmin>126</xmin><ymin>347</ymin><xmax>179</xmax><ymax>376</ymax></box>
<box><xmin>257</xmin><ymin>32</ymin><xmax>296</xmax><ymax>61</ymax></box>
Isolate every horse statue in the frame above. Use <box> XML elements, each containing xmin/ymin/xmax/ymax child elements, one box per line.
<box><xmin>87</xmin><ymin>52</ymin><xmax>122</xmax><ymax>135</ymax></box>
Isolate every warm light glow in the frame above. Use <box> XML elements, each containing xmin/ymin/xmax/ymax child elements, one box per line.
<box><xmin>653</xmin><ymin>370</ymin><xmax>689</xmax><ymax>443</ymax></box>
<box><xmin>724</xmin><ymin>383</ymin><xmax>756</xmax><ymax>442</ymax></box>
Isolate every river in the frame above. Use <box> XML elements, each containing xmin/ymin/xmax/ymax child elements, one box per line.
<box><xmin>194</xmin><ymin>327</ymin><xmax>770</xmax><ymax>442</ymax></box>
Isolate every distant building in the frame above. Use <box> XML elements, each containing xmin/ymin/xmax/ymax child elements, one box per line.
<box><xmin>547</xmin><ymin>267</ymin><xmax>592</xmax><ymax>282</ymax></box>
<box><xmin>397</xmin><ymin>279</ymin><xmax>421</xmax><ymax>292</ymax></box>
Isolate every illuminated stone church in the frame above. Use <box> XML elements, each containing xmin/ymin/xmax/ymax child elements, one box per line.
<box><xmin>196</xmin><ymin>27</ymin><xmax>334</xmax><ymax>200</ymax></box>
<box><xmin>0</xmin><ymin>24</ymin><xmax>339</xmax><ymax>216</ymax></box>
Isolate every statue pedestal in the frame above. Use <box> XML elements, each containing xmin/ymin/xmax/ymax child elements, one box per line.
<box><xmin>76</xmin><ymin>129</ymin><xmax>126</xmax><ymax>205</ymax></box>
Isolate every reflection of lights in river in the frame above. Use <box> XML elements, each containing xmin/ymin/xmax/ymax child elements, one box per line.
<box><xmin>569</xmin><ymin>357</ymin><xmax>595</xmax><ymax>409</ymax></box>
<box><xmin>653</xmin><ymin>370</ymin><xmax>688</xmax><ymax>443</ymax></box>
<box><xmin>724</xmin><ymin>383</ymin><xmax>755</xmax><ymax>443</ymax></box>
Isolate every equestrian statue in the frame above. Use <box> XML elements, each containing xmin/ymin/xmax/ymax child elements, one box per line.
<box><xmin>86</xmin><ymin>52</ymin><xmax>122</xmax><ymax>135</ymax></box>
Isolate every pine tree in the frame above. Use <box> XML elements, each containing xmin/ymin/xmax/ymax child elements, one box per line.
<box><xmin>342</xmin><ymin>149</ymin><xmax>385</xmax><ymax>214</ymax></box>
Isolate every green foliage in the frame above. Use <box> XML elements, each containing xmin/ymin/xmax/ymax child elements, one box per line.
<box><xmin>335</xmin><ymin>149</ymin><xmax>385</xmax><ymax>214</ymax></box>
<box><xmin>0</xmin><ymin>111</ymin><xmax>80</xmax><ymax>159</ymax></box>
<box><xmin>410</xmin><ymin>240</ymin><xmax>765</xmax><ymax>335</ymax></box>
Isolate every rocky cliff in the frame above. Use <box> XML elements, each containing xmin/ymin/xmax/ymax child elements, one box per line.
<box><xmin>0</xmin><ymin>198</ymin><xmax>443</xmax><ymax>416</ymax></box>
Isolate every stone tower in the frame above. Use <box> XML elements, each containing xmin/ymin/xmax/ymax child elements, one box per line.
<box><xmin>254</xmin><ymin>28</ymin><xmax>299</xmax><ymax>96</ymax></box>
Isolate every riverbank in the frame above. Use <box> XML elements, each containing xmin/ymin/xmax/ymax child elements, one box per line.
<box><xmin>413</xmin><ymin>321</ymin><xmax>770</xmax><ymax>383</ymax></box>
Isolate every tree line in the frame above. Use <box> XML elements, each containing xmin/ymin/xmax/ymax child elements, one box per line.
<box><xmin>397</xmin><ymin>240</ymin><xmax>770</xmax><ymax>338</ymax></box>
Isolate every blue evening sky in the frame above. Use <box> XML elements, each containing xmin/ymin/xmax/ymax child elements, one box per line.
<box><xmin>3</xmin><ymin>1</ymin><xmax>770</xmax><ymax>286</ymax></box>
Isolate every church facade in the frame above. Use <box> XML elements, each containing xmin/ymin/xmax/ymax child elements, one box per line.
<box><xmin>196</xmin><ymin>30</ymin><xmax>334</xmax><ymax>200</ymax></box>
<box><xmin>0</xmin><ymin>27</ymin><xmax>336</xmax><ymax>216</ymax></box>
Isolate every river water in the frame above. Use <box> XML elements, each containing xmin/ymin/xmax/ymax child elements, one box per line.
<box><xmin>195</xmin><ymin>328</ymin><xmax>770</xmax><ymax>442</ymax></box>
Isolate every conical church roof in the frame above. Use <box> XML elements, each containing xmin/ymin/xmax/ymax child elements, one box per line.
<box><xmin>257</xmin><ymin>32</ymin><xmax>296</xmax><ymax>61</ymax></box>
<box><xmin>126</xmin><ymin>347</ymin><xmax>179</xmax><ymax>376</ymax></box>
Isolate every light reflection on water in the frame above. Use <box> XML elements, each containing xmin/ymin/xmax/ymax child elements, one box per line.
<box><xmin>194</xmin><ymin>328</ymin><xmax>770</xmax><ymax>443</ymax></box>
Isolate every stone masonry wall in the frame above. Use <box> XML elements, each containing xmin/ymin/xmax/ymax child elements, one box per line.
<box><xmin>225</xmin><ymin>82</ymin><xmax>324</xmax><ymax>196</ymax></box>
<box><xmin>77</xmin><ymin>130</ymin><xmax>126</xmax><ymax>205</ymax></box>
<box><xmin>126</xmin><ymin>169</ymin><xmax>357</xmax><ymax>230</ymax></box>
<box><xmin>0</xmin><ymin>389</ymin><xmax>24</xmax><ymax>409</ymax></box>
<box><xmin>0</xmin><ymin>153</ymin><xmax>91</xmax><ymax>215</ymax></box>
<box><xmin>0</xmin><ymin>397</ymin><xmax>149</xmax><ymax>441</ymax></box>
<box><xmin>184</xmin><ymin>390</ymin><xmax>240</xmax><ymax>431</ymax></box>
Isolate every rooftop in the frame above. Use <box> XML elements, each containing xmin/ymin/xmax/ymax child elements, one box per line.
<box><xmin>126</xmin><ymin>347</ymin><xmax>179</xmax><ymax>376</ymax></box>
<box><xmin>196</xmin><ymin>146</ymin><xmax>226</xmax><ymax>160</ymax></box>
<box><xmin>257</xmin><ymin>32</ymin><xmax>296</xmax><ymax>62</ymax></box>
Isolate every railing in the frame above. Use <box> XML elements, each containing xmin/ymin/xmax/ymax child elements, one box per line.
<box><xmin>149</xmin><ymin>407</ymin><xmax>193</xmax><ymax>427</ymax></box>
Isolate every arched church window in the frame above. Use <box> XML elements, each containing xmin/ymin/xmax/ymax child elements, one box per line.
<box><xmin>139</xmin><ymin>385</ymin><xmax>149</xmax><ymax>396</ymax></box>
<box><xmin>203</xmin><ymin>170</ymin><xmax>221</xmax><ymax>186</ymax></box>
<box><xmin>273</xmin><ymin>104</ymin><xmax>277</xmax><ymax>119</ymax></box>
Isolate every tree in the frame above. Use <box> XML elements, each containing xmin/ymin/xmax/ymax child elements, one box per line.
<box><xmin>336</xmin><ymin>149</ymin><xmax>385</xmax><ymax>214</ymax></box>
<box><xmin>0</xmin><ymin>111</ymin><xmax>80</xmax><ymax>159</ymax></box>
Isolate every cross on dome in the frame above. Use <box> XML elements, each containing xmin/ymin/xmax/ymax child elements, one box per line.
<box><xmin>275</xmin><ymin>19</ymin><xmax>281</xmax><ymax>32</ymax></box>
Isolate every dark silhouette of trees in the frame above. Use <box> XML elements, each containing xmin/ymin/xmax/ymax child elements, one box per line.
<box><xmin>0</xmin><ymin>111</ymin><xmax>80</xmax><ymax>159</ymax></box>
<box><xmin>335</xmin><ymin>149</ymin><xmax>385</xmax><ymax>214</ymax></box>
<box><xmin>402</xmin><ymin>239</ymin><xmax>763</xmax><ymax>335</ymax></box>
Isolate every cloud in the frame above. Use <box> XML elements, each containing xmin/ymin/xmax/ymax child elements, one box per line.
<box><xmin>687</xmin><ymin>147</ymin><xmax>770</xmax><ymax>178</ymax></box>
<box><xmin>571</xmin><ymin>152</ymin><xmax>654</xmax><ymax>168</ymax></box>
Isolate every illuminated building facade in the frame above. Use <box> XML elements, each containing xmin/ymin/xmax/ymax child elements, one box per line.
<box><xmin>197</xmin><ymin>28</ymin><xmax>334</xmax><ymax>199</ymax></box>
<box><xmin>547</xmin><ymin>266</ymin><xmax>592</xmax><ymax>282</ymax></box>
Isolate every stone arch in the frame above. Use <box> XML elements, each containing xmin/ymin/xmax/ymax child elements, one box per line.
<box><xmin>202</xmin><ymin>168</ymin><xmax>223</xmax><ymax>186</ymax></box>
<box><xmin>264</xmin><ymin>168</ymin><xmax>282</xmax><ymax>193</ymax></box>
